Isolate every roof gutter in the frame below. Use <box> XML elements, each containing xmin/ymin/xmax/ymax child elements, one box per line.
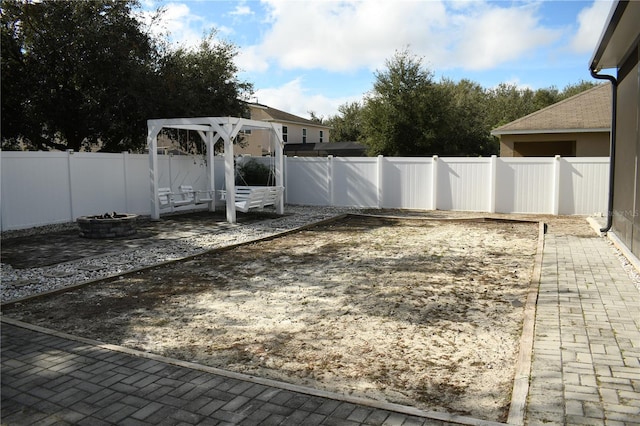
<box><xmin>491</xmin><ymin>128</ymin><xmax>610</xmax><ymax>136</ymax></box>
<box><xmin>589</xmin><ymin>69</ymin><xmax>617</xmax><ymax>233</ymax></box>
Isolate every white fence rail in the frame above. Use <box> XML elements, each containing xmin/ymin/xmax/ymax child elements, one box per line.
<box><xmin>1</xmin><ymin>152</ymin><xmax>609</xmax><ymax>231</ymax></box>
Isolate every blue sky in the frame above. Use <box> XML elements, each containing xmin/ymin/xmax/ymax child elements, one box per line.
<box><xmin>141</xmin><ymin>0</ymin><xmax>614</xmax><ymax>119</ymax></box>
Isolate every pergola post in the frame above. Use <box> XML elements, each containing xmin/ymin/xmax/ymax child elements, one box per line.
<box><xmin>206</xmin><ymin>131</ymin><xmax>218</xmax><ymax>212</ymax></box>
<box><xmin>147</xmin><ymin>121</ymin><xmax>162</xmax><ymax>220</ymax></box>
<box><xmin>271</xmin><ymin>123</ymin><xmax>285</xmax><ymax>215</ymax></box>
<box><xmin>221</xmin><ymin>123</ymin><xmax>236</xmax><ymax>224</ymax></box>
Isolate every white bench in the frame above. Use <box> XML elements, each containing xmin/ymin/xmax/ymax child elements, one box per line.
<box><xmin>220</xmin><ymin>186</ymin><xmax>284</xmax><ymax>213</ymax></box>
<box><xmin>158</xmin><ymin>187</ymin><xmax>194</xmax><ymax>209</ymax></box>
<box><xmin>178</xmin><ymin>185</ymin><xmax>215</xmax><ymax>204</ymax></box>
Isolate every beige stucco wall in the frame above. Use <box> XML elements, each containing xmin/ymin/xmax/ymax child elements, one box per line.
<box><xmin>282</xmin><ymin>123</ymin><xmax>329</xmax><ymax>144</ymax></box>
<box><xmin>499</xmin><ymin>132</ymin><xmax>609</xmax><ymax>157</ymax></box>
<box><xmin>234</xmin><ymin>130</ymin><xmax>271</xmax><ymax>156</ymax></box>
<box><xmin>612</xmin><ymin>44</ymin><xmax>640</xmax><ymax>260</ymax></box>
<box><xmin>236</xmin><ymin>123</ymin><xmax>330</xmax><ymax>156</ymax></box>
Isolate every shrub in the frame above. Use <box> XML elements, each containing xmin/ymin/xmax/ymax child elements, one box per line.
<box><xmin>236</xmin><ymin>159</ymin><xmax>272</xmax><ymax>186</ymax></box>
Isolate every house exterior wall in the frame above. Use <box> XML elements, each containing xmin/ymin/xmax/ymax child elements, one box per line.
<box><xmin>235</xmin><ymin>130</ymin><xmax>271</xmax><ymax>156</ymax></box>
<box><xmin>282</xmin><ymin>123</ymin><xmax>328</xmax><ymax>145</ymax></box>
<box><xmin>234</xmin><ymin>105</ymin><xmax>331</xmax><ymax>156</ymax></box>
<box><xmin>612</xmin><ymin>44</ymin><xmax>640</xmax><ymax>259</ymax></box>
<box><xmin>499</xmin><ymin>132</ymin><xmax>610</xmax><ymax>157</ymax></box>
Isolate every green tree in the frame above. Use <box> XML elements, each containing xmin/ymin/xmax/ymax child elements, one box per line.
<box><xmin>485</xmin><ymin>83</ymin><xmax>536</xmax><ymax>128</ymax></box>
<box><xmin>307</xmin><ymin>111</ymin><xmax>324</xmax><ymax>124</ymax></box>
<box><xmin>532</xmin><ymin>87</ymin><xmax>561</xmax><ymax>111</ymax></box>
<box><xmin>157</xmin><ymin>31</ymin><xmax>252</xmax><ymax>119</ymax></box>
<box><xmin>1</xmin><ymin>1</ymin><xmax>252</xmax><ymax>152</ymax></box>
<box><xmin>325</xmin><ymin>101</ymin><xmax>363</xmax><ymax>142</ymax></box>
<box><xmin>484</xmin><ymin>81</ymin><xmax>599</xmax><ymax>133</ymax></box>
<box><xmin>559</xmin><ymin>80</ymin><xmax>598</xmax><ymax>100</ymax></box>
<box><xmin>360</xmin><ymin>49</ymin><xmax>448</xmax><ymax>156</ymax></box>
<box><xmin>439</xmin><ymin>79</ymin><xmax>497</xmax><ymax>156</ymax></box>
<box><xmin>1</xmin><ymin>0</ymin><xmax>160</xmax><ymax>151</ymax></box>
<box><xmin>156</xmin><ymin>32</ymin><xmax>253</xmax><ymax>154</ymax></box>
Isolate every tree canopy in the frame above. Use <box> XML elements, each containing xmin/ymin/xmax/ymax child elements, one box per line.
<box><xmin>324</xmin><ymin>101</ymin><xmax>363</xmax><ymax>142</ymax></box>
<box><xmin>1</xmin><ymin>0</ymin><xmax>252</xmax><ymax>152</ymax></box>
<box><xmin>359</xmin><ymin>50</ymin><xmax>448</xmax><ymax>156</ymax></box>
<box><xmin>327</xmin><ymin>50</ymin><xmax>598</xmax><ymax>157</ymax></box>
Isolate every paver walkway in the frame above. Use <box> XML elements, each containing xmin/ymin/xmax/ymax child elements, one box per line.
<box><xmin>526</xmin><ymin>233</ymin><xmax>640</xmax><ymax>425</ymax></box>
<box><xmin>2</xmin><ymin>215</ymin><xmax>640</xmax><ymax>425</ymax></box>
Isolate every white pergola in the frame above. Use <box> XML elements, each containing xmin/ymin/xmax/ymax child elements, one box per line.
<box><xmin>147</xmin><ymin>117</ymin><xmax>284</xmax><ymax>224</ymax></box>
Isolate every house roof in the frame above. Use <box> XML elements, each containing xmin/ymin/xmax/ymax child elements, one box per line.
<box><xmin>491</xmin><ymin>84</ymin><xmax>611</xmax><ymax>136</ymax></box>
<box><xmin>590</xmin><ymin>0</ymin><xmax>640</xmax><ymax>71</ymax></box>
<box><xmin>249</xmin><ymin>103</ymin><xmax>331</xmax><ymax>128</ymax></box>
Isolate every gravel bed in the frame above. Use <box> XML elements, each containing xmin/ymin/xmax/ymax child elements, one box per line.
<box><xmin>1</xmin><ymin>206</ymin><xmax>359</xmax><ymax>303</ymax></box>
<box><xmin>2</xmin><ymin>207</ymin><xmax>639</xmax><ymax>303</ymax></box>
<box><xmin>609</xmin><ymin>241</ymin><xmax>640</xmax><ymax>292</ymax></box>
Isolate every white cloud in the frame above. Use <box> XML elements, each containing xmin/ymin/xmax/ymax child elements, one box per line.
<box><xmin>163</xmin><ymin>3</ymin><xmax>205</xmax><ymax>47</ymax></box>
<box><xmin>451</xmin><ymin>3</ymin><xmax>561</xmax><ymax>70</ymax></box>
<box><xmin>570</xmin><ymin>1</ymin><xmax>612</xmax><ymax>53</ymax></box>
<box><xmin>142</xmin><ymin>2</ymin><xmax>219</xmax><ymax>50</ymax></box>
<box><xmin>229</xmin><ymin>4</ymin><xmax>254</xmax><ymax>17</ymax></box>
<box><xmin>236</xmin><ymin>45</ymin><xmax>271</xmax><ymax>73</ymax></box>
<box><xmin>254</xmin><ymin>78</ymin><xmax>362</xmax><ymax>119</ymax></box>
<box><xmin>240</xmin><ymin>0</ymin><xmax>562</xmax><ymax>73</ymax></box>
<box><xmin>251</xmin><ymin>0</ymin><xmax>448</xmax><ymax>72</ymax></box>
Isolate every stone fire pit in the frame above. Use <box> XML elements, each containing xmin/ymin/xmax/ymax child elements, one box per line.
<box><xmin>77</xmin><ymin>213</ymin><xmax>138</xmax><ymax>239</ymax></box>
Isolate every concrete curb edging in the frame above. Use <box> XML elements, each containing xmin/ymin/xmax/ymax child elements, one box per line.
<box><xmin>507</xmin><ymin>221</ymin><xmax>546</xmax><ymax>425</ymax></box>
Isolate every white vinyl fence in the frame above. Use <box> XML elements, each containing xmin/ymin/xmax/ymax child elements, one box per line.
<box><xmin>0</xmin><ymin>151</ymin><xmax>609</xmax><ymax>231</ymax></box>
<box><xmin>284</xmin><ymin>155</ymin><xmax>610</xmax><ymax>216</ymax></box>
<box><xmin>0</xmin><ymin>151</ymin><xmax>227</xmax><ymax>231</ymax></box>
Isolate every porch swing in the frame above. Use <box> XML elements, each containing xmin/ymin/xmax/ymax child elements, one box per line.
<box><xmin>178</xmin><ymin>129</ymin><xmax>216</xmax><ymax>205</ymax></box>
<box><xmin>158</xmin><ymin>129</ymin><xmax>215</xmax><ymax>209</ymax></box>
<box><xmin>219</xmin><ymin>132</ymin><xmax>285</xmax><ymax>213</ymax></box>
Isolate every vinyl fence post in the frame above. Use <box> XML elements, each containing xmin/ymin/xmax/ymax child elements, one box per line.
<box><xmin>489</xmin><ymin>155</ymin><xmax>497</xmax><ymax>213</ymax></box>
<box><xmin>67</xmin><ymin>150</ymin><xmax>75</xmax><ymax>222</ymax></box>
<box><xmin>552</xmin><ymin>155</ymin><xmax>561</xmax><ymax>215</ymax></box>
<box><xmin>328</xmin><ymin>155</ymin><xmax>334</xmax><ymax>207</ymax></box>
<box><xmin>432</xmin><ymin>155</ymin><xmax>438</xmax><ymax>210</ymax></box>
<box><xmin>283</xmin><ymin>155</ymin><xmax>288</xmax><ymax>205</ymax></box>
<box><xmin>123</xmin><ymin>151</ymin><xmax>130</xmax><ymax>213</ymax></box>
<box><xmin>377</xmin><ymin>155</ymin><xmax>384</xmax><ymax>209</ymax></box>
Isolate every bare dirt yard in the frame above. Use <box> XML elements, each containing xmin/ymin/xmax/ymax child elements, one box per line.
<box><xmin>2</xmin><ymin>214</ymin><xmax>540</xmax><ymax>422</ymax></box>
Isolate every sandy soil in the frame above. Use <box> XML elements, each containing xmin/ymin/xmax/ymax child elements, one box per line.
<box><xmin>2</xmin><ymin>214</ymin><xmax>540</xmax><ymax>422</ymax></box>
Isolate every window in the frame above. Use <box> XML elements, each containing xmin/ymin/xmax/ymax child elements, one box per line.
<box><xmin>319</xmin><ymin>130</ymin><xmax>323</xmax><ymax>143</ymax></box>
<box><xmin>282</xmin><ymin>126</ymin><xmax>288</xmax><ymax>143</ymax></box>
<box><xmin>302</xmin><ymin>128</ymin><xmax>307</xmax><ymax>144</ymax></box>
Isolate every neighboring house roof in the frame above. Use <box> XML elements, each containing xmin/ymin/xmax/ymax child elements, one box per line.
<box><xmin>491</xmin><ymin>84</ymin><xmax>611</xmax><ymax>136</ymax></box>
<box><xmin>249</xmin><ymin>103</ymin><xmax>331</xmax><ymax>129</ymax></box>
